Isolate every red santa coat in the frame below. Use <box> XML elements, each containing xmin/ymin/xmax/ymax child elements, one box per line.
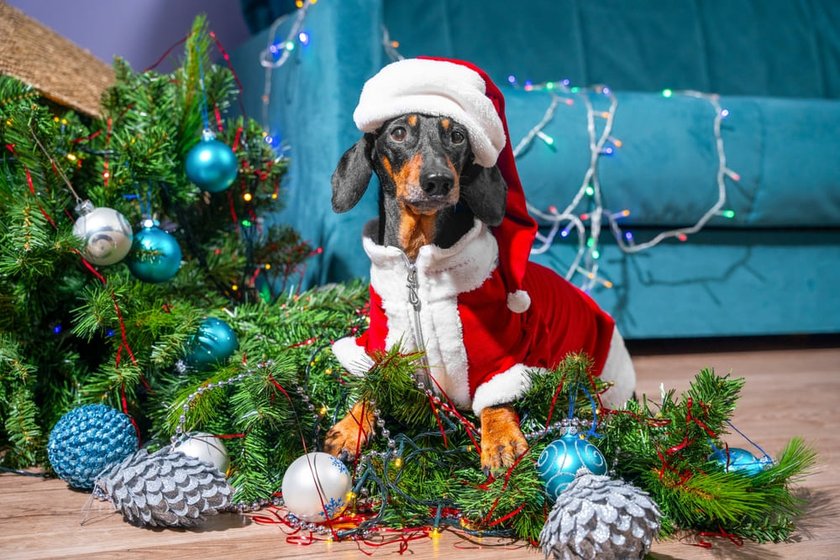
<box><xmin>332</xmin><ymin>219</ymin><xmax>625</xmax><ymax>414</ymax></box>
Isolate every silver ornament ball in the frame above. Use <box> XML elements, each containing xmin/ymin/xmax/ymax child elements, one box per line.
<box><xmin>281</xmin><ymin>452</ymin><xmax>352</xmax><ymax>522</ymax></box>
<box><xmin>73</xmin><ymin>200</ymin><xmax>133</xmax><ymax>266</ymax></box>
<box><xmin>172</xmin><ymin>432</ymin><xmax>230</xmax><ymax>475</ymax></box>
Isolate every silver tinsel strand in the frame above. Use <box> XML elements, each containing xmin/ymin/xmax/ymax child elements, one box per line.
<box><xmin>540</xmin><ymin>473</ymin><xmax>661</xmax><ymax>560</ymax></box>
<box><xmin>93</xmin><ymin>448</ymin><xmax>232</xmax><ymax>528</ymax></box>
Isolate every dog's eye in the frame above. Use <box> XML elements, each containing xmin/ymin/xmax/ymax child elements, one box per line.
<box><xmin>390</xmin><ymin>126</ymin><xmax>407</xmax><ymax>142</ymax></box>
<box><xmin>451</xmin><ymin>131</ymin><xmax>465</xmax><ymax>144</ymax></box>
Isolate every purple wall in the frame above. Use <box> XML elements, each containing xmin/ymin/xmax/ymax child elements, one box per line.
<box><xmin>7</xmin><ymin>0</ymin><xmax>251</xmax><ymax>71</ymax></box>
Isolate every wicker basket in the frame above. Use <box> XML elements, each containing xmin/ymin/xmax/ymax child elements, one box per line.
<box><xmin>0</xmin><ymin>2</ymin><xmax>114</xmax><ymax>116</ymax></box>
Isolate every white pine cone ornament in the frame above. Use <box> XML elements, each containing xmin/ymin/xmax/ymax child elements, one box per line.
<box><xmin>539</xmin><ymin>473</ymin><xmax>661</xmax><ymax>560</ymax></box>
<box><xmin>93</xmin><ymin>447</ymin><xmax>232</xmax><ymax>528</ymax></box>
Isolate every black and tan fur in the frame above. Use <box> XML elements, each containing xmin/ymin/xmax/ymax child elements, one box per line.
<box><xmin>326</xmin><ymin>114</ymin><xmax>527</xmax><ymax>473</ymax></box>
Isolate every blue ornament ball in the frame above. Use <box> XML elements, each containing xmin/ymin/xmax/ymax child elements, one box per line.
<box><xmin>47</xmin><ymin>404</ymin><xmax>138</xmax><ymax>490</ymax></box>
<box><xmin>126</xmin><ymin>224</ymin><xmax>182</xmax><ymax>283</ymax></box>
<box><xmin>710</xmin><ymin>447</ymin><xmax>772</xmax><ymax>476</ymax></box>
<box><xmin>185</xmin><ymin>136</ymin><xmax>238</xmax><ymax>193</ymax></box>
<box><xmin>537</xmin><ymin>431</ymin><xmax>608</xmax><ymax>500</ymax></box>
<box><xmin>185</xmin><ymin>317</ymin><xmax>239</xmax><ymax>368</ymax></box>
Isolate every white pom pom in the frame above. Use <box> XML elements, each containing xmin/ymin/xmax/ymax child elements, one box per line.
<box><xmin>507</xmin><ymin>290</ymin><xmax>531</xmax><ymax>313</ymax></box>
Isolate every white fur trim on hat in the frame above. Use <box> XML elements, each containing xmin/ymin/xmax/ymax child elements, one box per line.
<box><xmin>353</xmin><ymin>59</ymin><xmax>506</xmax><ymax>167</ymax></box>
<box><xmin>506</xmin><ymin>290</ymin><xmax>531</xmax><ymax>313</ymax></box>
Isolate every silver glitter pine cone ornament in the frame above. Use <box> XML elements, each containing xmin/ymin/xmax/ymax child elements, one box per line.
<box><xmin>93</xmin><ymin>447</ymin><xmax>232</xmax><ymax>528</ymax></box>
<box><xmin>539</xmin><ymin>473</ymin><xmax>661</xmax><ymax>560</ymax></box>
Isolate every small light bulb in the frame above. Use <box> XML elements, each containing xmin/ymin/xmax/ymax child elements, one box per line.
<box><xmin>677</xmin><ymin>233</ymin><xmax>688</xmax><ymax>242</ymax></box>
<box><xmin>231</xmin><ymin>284</ymin><xmax>239</xmax><ymax>291</ymax></box>
<box><xmin>394</xmin><ymin>457</ymin><xmax>403</xmax><ymax>469</ymax></box>
<box><xmin>66</xmin><ymin>153</ymin><xmax>77</xmax><ymax>162</ymax></box>
<box><xmin>585</xmin><ymin>185</ymin><xmax>595</xmax><ymax>196</ymax></box>
<box><xmin>284</xmin><ymin>41</ymin><xmax>295</xmax><ymax>52</ymax></box>
<box><xmin>264</xmin><ymin>263</ymin><xmax>272</xmax><ymax>270</ymax></box>
<box><xmin>662</xmin><ymin>89</ymin><xmax>673</xmax><ymax>98</ymax></box>
<box><xmin>722</xmin><ymin>209</ymin><xmax>736</xmax><ymax>218</ymax></box>
<box><xmin>298</xmin><ymin>31</ymin><xmax>310</xmax><ymax>45</ymax></box>
<box><xmin>243</xmin><ymin>192</ymin><xmax>253</xmax><ymax>202</ymax></box>
<box><xmin>507</xmin><ymin>75</ymin><xmax>516</xmax><ymax>84</ymax></box>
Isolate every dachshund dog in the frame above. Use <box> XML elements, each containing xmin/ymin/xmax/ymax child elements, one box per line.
<box><xmin>325</xmin><ymin>112</ymin><xmax>634</xmax><ymax>473</ymax></box>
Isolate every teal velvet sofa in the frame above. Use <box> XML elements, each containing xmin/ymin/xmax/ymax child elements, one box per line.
<box><xmin>230</xmin><ymin>0</ymin><xmax>840</xmax><ymax>339</ymax></box>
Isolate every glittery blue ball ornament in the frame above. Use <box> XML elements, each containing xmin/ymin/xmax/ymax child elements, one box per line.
<box><xmin>537</xmin><ymin>431</ymin><xmax>608</xmax><ymax>500</ymax></box>
<box><xmin>47</xmin><ymin>404</ymin><xmax>138</xmax><ymax>490</ymax></box>
<box><xmin>710</xmin><ymin>447</ymin><xmax>772</xmax><ymax>476</ymax></box>
<box><xmin>185</xmin><ymin>132</ymin><xmax>238</xmax><ymax>193</ymax></box>
<box><xmin>185</xmin><ymin>317</ymin><xmax>239</xmax><ymax>369</ymax></box>
<box><xmin>126</xmin><ymin>224</ymin><xmax>182</xmax><ymax>283</ymax></box>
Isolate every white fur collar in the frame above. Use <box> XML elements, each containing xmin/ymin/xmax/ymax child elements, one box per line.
<box><xmin>362</xmin><ymin>218</ymin><xmax>498</xmax><ymax>299</ymax></box>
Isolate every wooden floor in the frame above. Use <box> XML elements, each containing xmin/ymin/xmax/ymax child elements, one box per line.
<box><xmin>1</xmin><ymin>345</ymin><xmax>838</xmax><ymax>559</ymax></box>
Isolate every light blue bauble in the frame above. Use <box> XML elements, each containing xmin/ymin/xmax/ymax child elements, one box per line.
<box><xmin>126</xmin><ymin>224</ymin><xmax>182</xmax><ymax>283</ymax></box>
<box><xmin>185</xmin><ymin>317</ymin><xmax>239</xmax><ymax>368</ymax></box>
<box><xmin>185</xmin><ymin>136</ymin><xmax>238</xmax><ymax>193</ymax></box>
<box><xmin>537</xmin><ymin>431</ymin><xmax>608</xmax><ymax>500</ymax></box>
<box><xmin>47</xmin><ymin>404</ymin><xmax>138</xmax><ymax>490</ymax></box>
<box><xmin>710</xmin><ymin>447</ymin><xmax>772</xmax><ymax>476</ymax></box>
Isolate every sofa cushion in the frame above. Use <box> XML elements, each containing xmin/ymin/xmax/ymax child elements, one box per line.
<box><xmin>507</xmin><ymin>89</ymin><xmax>840</xmax><ymax>228</ymax></box>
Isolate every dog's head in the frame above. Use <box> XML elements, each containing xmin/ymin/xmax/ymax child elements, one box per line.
<box><xmin>332</xmin><ymin>113</ymin><xmax>508</xmax><ymax>229</ymax></box>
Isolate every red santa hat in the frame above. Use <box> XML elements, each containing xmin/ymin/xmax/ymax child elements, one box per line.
<box><xmin>353</xmin><ymin>57</ymin><xmax>538</xmax><ymax>313</ymax></box>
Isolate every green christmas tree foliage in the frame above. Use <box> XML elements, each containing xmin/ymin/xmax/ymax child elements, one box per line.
<box><xmin>0</xmin><ymin>16</ymin><xmax>308</xmax><ymax>469</ymax></box>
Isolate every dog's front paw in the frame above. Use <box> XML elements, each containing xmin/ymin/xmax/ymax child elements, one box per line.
<box><xmin>479</xmin><ymin>405</ymin><xmax>528</xmax><ymax>475</ymax></box>
<box><xmin>323</xmin><ymin>401</ymin><xmax>375</xmax><ymax>459</ymax></box>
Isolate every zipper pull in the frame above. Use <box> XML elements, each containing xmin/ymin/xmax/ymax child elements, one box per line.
<box><xmin>406</xmin><ymin>264</ymin><xmax>421</xmax><ymax>311</ymax></box>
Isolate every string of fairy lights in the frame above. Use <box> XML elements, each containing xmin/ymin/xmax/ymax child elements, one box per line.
<box><xmin>253</xmin><ymin>5</ymin><xmax>741</xmax><ymax>293</ymax></box>
<box><xmin>377</xmin><ymin>34</ymin><xmax>741</xmax><ymax>293</ymax></box>
<box><xmin>507</xmin><ymin>80</ymin><xmax>739</xmax><ymax>292</ymax></box>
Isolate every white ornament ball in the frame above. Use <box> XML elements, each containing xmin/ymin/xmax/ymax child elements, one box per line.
<box><xmin>72</xmin><ymin>200</ymin><xmax>133</xmax><ymax>266</ymax></box>
<box><xmin>281</xmin><ymin>452</ymin><xmax>352</xmax><ymax>522</ymax></box>
<box><xmin>172</xmin><ymin>432</ymin><xmax>230</xmax><ymax>475</ymax></box>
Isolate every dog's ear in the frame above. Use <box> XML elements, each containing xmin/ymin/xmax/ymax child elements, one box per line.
<box><xmin>332</xmin><ymin>134</ymin><xmax>375</xmax><ymax>213</ymax></box>
<box><xmin>460</xmin><ymin>163</ymin><xmax>508</xmax><ymax>227</ymax></box>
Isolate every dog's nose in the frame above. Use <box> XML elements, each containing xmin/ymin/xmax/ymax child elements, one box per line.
<box><xmin>421</xmin><ymin>172</ymin><xmax>453</xmax><ymax>197</ymax></box>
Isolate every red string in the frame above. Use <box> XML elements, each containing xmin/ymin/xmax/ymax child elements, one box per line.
<box><xmin>266</xmin><ymin>374</ymin><xmax>340</xmax><ymax>541</ymax></box>
<box><xmin>486</xmin><ymin>503</ymin><xmax>526</xmax><ymax>528</ymax></box>
<box><xmin>5</xmin><ymin>144</ymin><xmax>57</xmax><ymax>228</ymax></box>
<box><xmin>76</xmin><ymin>254</ymin><xmax>138</xmax><ymax>367</ymax></box>
<box><xmin>102</xmin><ymin>118</ymin><xmax>112</xmax><ymax>188</ymax></box>
<box><xmin>144</xmin><ymin>35</ymin><xmax>189</xmax><ymax>72</ymax></box>
<box><xmin>71</xmin><ymin>129</ymin><xmax>102</xmax><ymax>144</ymax></box>
<box><xmin>120</xmin><ymin>383</ymin><xmax>141</xmax><ymax>443</ymax></box>
<box><xmin>544</xmin><ymin>374</ymin><xmax>566</xmax><ymax>429</ymax></box>
<box><xmin>427</xmin><ymin>395</ymin><xmax>448</xmax><ymax>447</ymax></box>
<box><xmin>208</xmin><ymin>30</ymin><xmax>248</xmax><ymax>118</ymax></box>
<box><xmin>691</xmin><ymin>527</ymin><xmax>745</xmax><ymax>548</ymax></box>
<box><xmin>213</xmin><ymin>433</ymin><xmax>246</xmax><ymax>439</ymax></box>
<box><xmin>232</xmin><ymin>126</ymin><xmax>243</xmax><ymax>151</ymax></box>
<box><xmin>227</xmin><ymin>190</ymin><xmax>239</xmax><ymax>224</ymax></box>
<box><xmin>213</xmin><ymin>104</ymin><xmax>224</xmax><ymax>133</ymax></box>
